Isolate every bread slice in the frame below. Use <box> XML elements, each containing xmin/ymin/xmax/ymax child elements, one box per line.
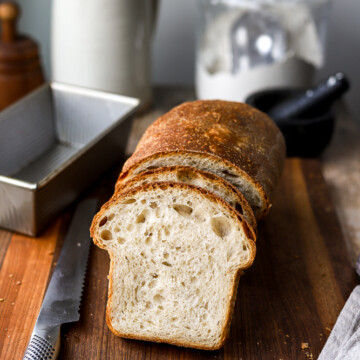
<box><xmin>90</xmin><ymin>182</ymin><xmax>256</xmax><ymax>350</ymax></box>
<box><xmin>116</xmin><ymin>165</ymin><xmax>256</xmax><ymax>231</ymax></box>
<box><xmin>118</xmin><ymin>100</ymin><xmax>286</xmax><ymax>219</ymax></box>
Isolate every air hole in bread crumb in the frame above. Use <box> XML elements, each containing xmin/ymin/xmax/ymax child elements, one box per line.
<box><xmin>100</xmin><ymin>230</ymin><xmax>112</xmax><ymax>241</ymax></box>
<box><xmin>175</xmin><ymin>246</ymin><xmax>181</xmax><ymax>251</ymax></box>
<box><xmin>141</xmin><ymin>199</ymin><xmax>146</xmax><ymax>204</ymax></box>
<box><xmin>136</xmin><ymin>210</ymin><xmax>148</xmax><ymax>223</ymax></box>
<box><xmin>117</xmin><ymin>237</ymin><xmax>126</xmax><ymax>244</ymax></box>
<box><xmin>163</xmin><ymin>252</ymin><xmax>169</xmax><ymax>259</ymax></box>
<box><xmin>222</xmin><ymin>170</ymin><xmax>238</xmax><ymax>178</ymax></box>
<box><xmin>181</xmin><ymin>282</ymin><xmax>185</xmax><ymax>287</ymax></box>
<box><xmin>172</xmin><ymin>204</ymin><xmax>193</xmax><ymax>218</ymax></box>
<box><xmin>191</xmin><ymin>276</ymin><xmax>197</xmax><ymax>283</ymax></box>
<box><xmin>196</xmin><ymin>289</ymin><xmax>200</xmax><ymax>296</ymax></box>
<box><xmin>145</xmin><ymin>301</ymin><xmax>152</xmax><ymax>309</ymax></box>
<box><xmin>158</xmin><ymin>305</ymin><xmax>164</xmax><ymax>310</ymax></box>
<box><xmin>211</xmin><ymin>217</ymin><xmax>231</xmax><ymax>237</ymax></box>
<box><xmin>153</xmin><ymin>294</ymin><xmax>164</xmax><ymax>304</ymax></box>
<box><xmin>149</xmin><ymin>280</ymin><xmax>157</xmax><ymax>288</ymax></box>
<box><xmin>155</xmin><ymin>208</ymin><xmax>161</xmax><ymax>217</ymax></box>
<box><xmin>243</xmin><ymin>244</ymin><xmax>247</xmax><ymax>251</ymax></box>
<box><xmin>235</xmin><ymin>203</ymin><xmax>243</xmax><ymax>215</ymax></box>
<box><xmin>108</xmin><ymin>213</ymin><xmax>115</xmax><ymax>220</ymax></box>
<box><xmin>127</xmin><ymin>224</ymin><xmax>133</xmax><ymax>231</ymax></box>
<box><xmin>145</xmin><ymin>237</ymin><xmax>152</xmax><ymax>245</ymax></box>
<box><xmin>122</xmin><ymin>198</ymin><xmax>136</xmax><ymax>204</ymax></box>
<box><xmin>162</xmin><ymin>261</ymin><xmax>172</xmax><ymax>267</ymax></box>
<box><xmin>146</xmin><ymin>166</ymin><xmax>158</xmax><ymax>170</ymax></box>
<box><xmin>176</xmin><ymin>169</ymin><xmax>194</xmax><ymax>182</ymax></box>
<box><xmin>150</xmin><ymin>202</ymin><xmax>157</xmax><ymax>209</ymax></box>
<box><xmin>171</xmin><ymin>317</ymin><xmax>178</xmax><ymax>322</ymax></box>
<box><xmin>114</xmin><ymin>226</ymin><xmax>120</xmax><ymax>233</ymax></box>
<box><xmin>99</xmin><ymin>217</ymin><xmax>107</xmax><ymax>227</ymax></box>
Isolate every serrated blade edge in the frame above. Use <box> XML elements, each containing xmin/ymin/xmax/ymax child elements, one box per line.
<box><xmin>35</xmin><ymin>198</ymin><xmax>98</xmax><ymax>325</ymax></box>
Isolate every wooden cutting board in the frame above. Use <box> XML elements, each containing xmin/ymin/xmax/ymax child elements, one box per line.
<box><xmin>0</xmin><ymin>158</ymin><xmax>356</xmax><ymax>359</ymax></box>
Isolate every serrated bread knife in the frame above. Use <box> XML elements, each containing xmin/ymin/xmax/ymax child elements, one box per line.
<box><xmin>23</xmin><ymin>199</ymin><xmax>98</xmax><ymax>360</ymax></box>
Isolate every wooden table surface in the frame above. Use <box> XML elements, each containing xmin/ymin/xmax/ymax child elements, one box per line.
<box><xmin>0</xmin><ymin>87</ymin><xmax>359</xmax><ymax>359</ymax></box>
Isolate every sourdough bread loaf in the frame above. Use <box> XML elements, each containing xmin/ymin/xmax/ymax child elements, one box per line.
<box><xmin>116</xmin><ymin>165</ymin><xmax>256</xmax><ymax>231</ymax></box>
<box><xmin>90</xmin><ymin>182</ymin><xmax>256</xmax><ymax>350</ymax></box>
<box><xmin>118</xmin><ymin>100</ymin><xmax>286</xmax><ymax>219</ymax></box>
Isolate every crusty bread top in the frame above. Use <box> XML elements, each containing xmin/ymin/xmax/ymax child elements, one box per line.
<box><xmin>115</xmin><ymin>165</ymin><xmax>257</xmax><ymax>231</ymax></box>
<box><xmin>120</xmin><ymin>100</ymin><xmax>286</xmax><ymax>207</ymax></box>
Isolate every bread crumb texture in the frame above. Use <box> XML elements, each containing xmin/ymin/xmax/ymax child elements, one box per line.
<box><xmin>92</xmin><ymin>183</ymin><xmax>255</xmax><ymax>349</ymax></box>
<box><xmin>117</xmin><ymin>166</ymin><xmax>256</xmax><ymax>230</ymax></box>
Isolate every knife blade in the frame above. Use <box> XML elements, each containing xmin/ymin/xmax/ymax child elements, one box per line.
<box><xmin>23</xmin><ymin>198</ymin><xmax>98</xmax><ymax>360</ymax></box>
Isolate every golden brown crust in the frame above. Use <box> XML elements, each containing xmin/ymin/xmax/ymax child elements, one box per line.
<box><xmin>115</xmin><ymin>165</ymin><xmax>257</xmax><ymax>231</ymax></box>
<box><xmin>91</xmin><ymin>181</ymin><xmax>256</xmax><ymax>350</ymax></box>
<box><xmin>119</xmin><ymin>100</ymin><xmax>286</xmax><ymax>218</ymax></box>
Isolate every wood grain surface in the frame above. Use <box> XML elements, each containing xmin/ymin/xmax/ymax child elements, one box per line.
<box><xmin>0</xmin><ymin>158</ymin><xmax>356</xmax><ymax>360</ymax></box>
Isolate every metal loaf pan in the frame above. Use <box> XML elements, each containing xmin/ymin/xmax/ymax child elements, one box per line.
<box><xmin>0</xmin><ymin>83</ymin><xmax>140</xmax><ymax>236</ymax></box>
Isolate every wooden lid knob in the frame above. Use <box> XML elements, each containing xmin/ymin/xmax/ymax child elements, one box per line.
<box><xmin>0</xmin><ymin>2</ymin><xmax>20</xmax><ymax>43</ymax></box>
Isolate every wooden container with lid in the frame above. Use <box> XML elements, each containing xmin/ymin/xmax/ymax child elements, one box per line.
<box><xmin>0</xmin><ymin>1</ymin><xmax>44</xmax><ymax>110</ymax></box>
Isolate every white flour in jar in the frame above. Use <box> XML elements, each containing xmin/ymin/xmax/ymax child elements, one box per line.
<box><xmin>196</xmin><ymin>2</ymin><xmax>323</xmax><ymax>101</ymax></box>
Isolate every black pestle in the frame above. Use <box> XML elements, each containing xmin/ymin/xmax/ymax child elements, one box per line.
<box><xmin>267</xmin><ymin>73</ymin><xmax>350</xmax><ymax>121</ymax></box>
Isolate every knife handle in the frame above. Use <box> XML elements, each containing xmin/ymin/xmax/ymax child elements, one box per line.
<box><xmin>23</xmin><ymin>324</ymin><xmax>61</xmax><ymax>360</ymax></box>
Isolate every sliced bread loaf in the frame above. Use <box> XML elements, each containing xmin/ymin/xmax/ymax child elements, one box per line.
<box><xmin>90</xmin><ymin>182</ymin><xmax>256</xmax><ymax>350</ymax></box>
<box><xmin>118</xmin><ymin>100</ymin><xmax>286</xmax><ymax>219</ymax></box>
<box><xmin>116</xmin><ymin>165</ymin><xmax>256</xmax><ymax>231</ymax></box>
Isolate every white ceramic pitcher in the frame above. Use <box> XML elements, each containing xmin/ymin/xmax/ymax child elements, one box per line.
<box><xmin>51</xmin><ymin>0</ymin><xmax>156</xmax><ymax>108</ymax></box>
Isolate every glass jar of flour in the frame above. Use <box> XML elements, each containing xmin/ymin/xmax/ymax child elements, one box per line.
<box><xmin>195</xmin><ymin>0</ymin><xmax>332</xmax><ymax>101</ymax></box>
